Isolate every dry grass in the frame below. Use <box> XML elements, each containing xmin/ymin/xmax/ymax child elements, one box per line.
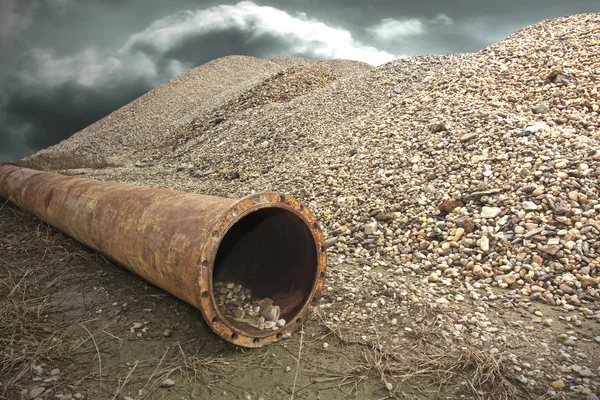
<box><xmin>100</xmin><ymin>343</ymin><xmax>268</xmax><ymax>400</ymax></box>
<box><xmin>350</xmin><ymin>341</ymin><xmax>523</xmax><ymax>400</ymax></box>
<box><xmin>0</xmin><ymin>195</ymin><xmax>537</xmax><ymax>399</ymax></box>
<box><xmin>136</xmin><ymin>344</ymin><xmax>235</xmax><ymax>399</ymax></box>
<box><xmin>0</xmin><ymin>203</ymin><xmax>83</xmax><ymax>398</ymax></box>
<box><xmin>317</xmin><ymin>307</ymin><xmax>529</xmax><ymax>400</ymax></box>
<box><xmin>0</xmin><ymin>267</ymin><xmax>76</xmax><ymax>398</ymax></box>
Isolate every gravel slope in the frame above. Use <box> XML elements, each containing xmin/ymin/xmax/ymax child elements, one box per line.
<box><xmin>26</xmin><ymin>13</ymin><xmax>600</xmax><ymax>397</ymax></box>
<box><xmin>33</xmin><ymin>55</ymin><xmax>371</xmax><ymax>164</ymax></box>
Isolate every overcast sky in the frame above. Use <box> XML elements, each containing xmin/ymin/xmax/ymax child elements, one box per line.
<box><xmin>0</xmin><ymin>1</ymin><xmax>598</xmax><ymax>161</ymax></box>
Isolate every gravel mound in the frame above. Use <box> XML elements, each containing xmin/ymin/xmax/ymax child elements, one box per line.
<box><xmin>150</xmin><ymin>62</ymin><xmax>367</xmax><ymax>160</ymax></box>
<box><xmin>33</xmin><ymin>55</ymin><xmax>371</xmax><ymax>164</ymax></box>
<box><xmin>39</xmin><ymin>14</ymin><xmax>600</xmax><ymax>305</ymax></box>
<box><xmin>23</xmin><ymin>13</ymin><xmax>600</xmax><ymax>396</ymax></box>
<box><xmin>171</xmin><ymin>13</ymin><xmax>600</xmax><ymax>305</ymax></box>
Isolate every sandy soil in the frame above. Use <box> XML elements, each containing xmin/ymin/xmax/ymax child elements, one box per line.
<box><xmin>0</xmin><ymin>202</ymin><xmax>388</xmax><ymax>400</ymax></box>
<box><xmin>2</xmin><ymin>194</ymin><xmax>598</xmax><ymax>400</ymax></box>
<box><xmin>4</xmin><ymin>12</ymin><xmax>600</xmax><ymax>400</ymax></box>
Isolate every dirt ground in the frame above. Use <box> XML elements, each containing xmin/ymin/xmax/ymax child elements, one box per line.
<box><xmin>0</xmin><ymin>199</ymin><xmax>598</xmax><ymax>400</ymax></box>
<box><xmin>0</xmin><ymin>201</ymin><xmax>385</xmax><ymax>400</ymax></box>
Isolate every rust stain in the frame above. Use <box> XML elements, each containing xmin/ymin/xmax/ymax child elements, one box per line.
<box><xmin>0</xmin><ymin>165</ymin><xmax>327</xmax><ymax>348</ymax></box>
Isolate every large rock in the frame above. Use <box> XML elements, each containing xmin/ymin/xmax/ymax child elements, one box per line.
<box><xmin>430</xmin><ymin>123</ymin><xmax>447</xmax><ymax>133</ymax></box>
<box><xmin>531</xmin><ymin>103</ymin><xmax>549</xmax><ymax>114</ymax></box>
<box><xmin>260</xmin><ymin>305</ymin><xmax>281</xmax><ymax>322</ymax></box>
<box><xmin>364</xmin><ymin>222</ymin><xmax>378</xmax><ymax>235</ymax></box>
<box><xmin>29</xmin><ymin>387</ymin><xmax>45</xmax><ymax>399</ymax></box>
<box><xmin>481</xmin><ymin>207</ymin><xmax>501</xmax><ymax>218</ymax></box>
<box><xmin>439</xmin><ymin>199</ymin><xmax>464</xmax><ymax>214</ymax></box>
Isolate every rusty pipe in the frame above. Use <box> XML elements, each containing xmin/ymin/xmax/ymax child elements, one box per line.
<box><xmin>0</xmin><ymin>165</ymin><xmax>326</xmax><ymax>347</ymax></box>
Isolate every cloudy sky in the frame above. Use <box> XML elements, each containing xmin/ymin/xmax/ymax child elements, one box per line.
<box><xmin>0</xmin><ymin>1</ymin><xmax>598</xmax><ymax>161</ymax></box>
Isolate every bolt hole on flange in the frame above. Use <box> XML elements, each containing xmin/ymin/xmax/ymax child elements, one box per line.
<box><xmin>231</xmin><ymin>333</ymin><xmax>238</xmax><ymax>340</ymax></box>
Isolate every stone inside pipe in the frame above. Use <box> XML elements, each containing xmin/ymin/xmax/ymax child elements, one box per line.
<box><xmin>0</xmin><ymin>164</ymin><xmax>327</xmax><ymax>348</ymax></box>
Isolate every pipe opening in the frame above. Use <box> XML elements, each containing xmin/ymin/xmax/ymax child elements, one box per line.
<box><xmin>213</xmin><ymin>207</ymin><xmax>318</xmax><ymax>335</ymax></box>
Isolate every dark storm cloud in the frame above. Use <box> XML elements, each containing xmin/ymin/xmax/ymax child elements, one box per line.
<box><xmin>1</xmin><ymin>1</ymin><xmax>397</xmax><ymax>161</ymax></box>
<box><xmin>1</xmin><ymin>0</ymin><xmax>598</xmax><ymax>161</ymax></box>
<box><xmin>120</xmin><ymin>3</ymin><xmax>394</xmax><ymax>62</ymax></box>
<box><xmin>270</xmin><ymin>0</ymin><xmax>600</xmax><ymax>55</ymax></box>
<box><xmin>0</xmin><ymin>0</ymin><xmax>36</xmax><ymax>74</ymax></box>
<box><xmin>0</xmin><ymin>77</ymin><xmax>152</xmax><ymax>159</ymax></box>
<box><xmin>160</xmin><ymin>30</ymin><xmax>293</xmax><ymax>65</ymax></box>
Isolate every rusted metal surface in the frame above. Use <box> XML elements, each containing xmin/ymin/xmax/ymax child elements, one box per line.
<box><xmin>0</xmin><ymin>165</ymin><xmax>326</xmax><ymax>348</ymax></box>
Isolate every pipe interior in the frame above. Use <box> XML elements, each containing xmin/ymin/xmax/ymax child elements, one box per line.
<box><xmin>213</xmin><ymin>207</ymin><xmax>318</xmax><ymax>334</ymax></box>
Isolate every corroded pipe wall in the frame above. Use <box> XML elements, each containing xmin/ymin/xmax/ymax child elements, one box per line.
<box><xmin>0</xmin><ymin>165</ymin><xmax>326</xmax><ymax>347</ymax></box>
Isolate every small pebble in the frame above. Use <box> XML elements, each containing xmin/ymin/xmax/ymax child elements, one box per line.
<box><xmin>551</xmin><ymin>380</ymin><xmax>565</xmax><ymax>389</ymax></box>
<box><xmin>264</xmin><ymin>321</ymin><xmax>277</xmax><ymax>329</ymax></box>
<box><xmin>29</xmin><ymin>387</ymin><xmax>45</xmax><ymax>399</ymax></box>
<box><xmin>161</xmin><ymin>378</ymin><xmax>175</xmax><ymax>387</ymax></box>
<box><xmin>260</xmin><ymin>305</ymin><xmax>281</xmax><ymax>322</ymax></box>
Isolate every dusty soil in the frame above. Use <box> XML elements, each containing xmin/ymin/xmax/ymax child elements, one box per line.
<box><xmin>3</xmin><ymin>12</ymin><xmax>600</xmax><ymax>400</ymax></box>
<box><xmin>0</xmin><ymin>202</ymin><xmax>386</xmax><ymax>400</ymax></box>
<box><xmin>2</xmin><ymin>192</ymin><xmax>598</xmax><ymax>400</ymax></box>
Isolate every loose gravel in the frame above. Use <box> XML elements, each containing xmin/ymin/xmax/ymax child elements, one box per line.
<box><xmin>213</xmin><ymin>280</ymin><xmax>286</xmax><ymax>331</ymax></box>
<box><xmin>27</xmin><ymin>13</ymin><xmax>600</xmax><ymax>397</ymax></box>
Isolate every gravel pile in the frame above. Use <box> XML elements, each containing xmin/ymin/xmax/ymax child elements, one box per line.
<box><xmin>153</xmin><ymin>63</ymin><xmax>356</xmax><ymax>161</ymax></box>
<box><xmin>230</xmin><ymin>65</ymin><xmax>341</xmax><ymax>110</ymax></box>
<box><xmin>214</xmin><ymin>281</ymin><xmax>286</xmax><ymax>331</ymax></box>
<box><xmin>31</xmin><ymin>13</ymin><xmax>600</xmax><ymax>396</ymax></box>
<box><xmin>32</xmin><ymin>56</ymin><xmax>371</xmax><ymax>164</ymax></box>
<box><xmin>125</xmin><ymin>13</ymin><xmax>599</xmax><ymax>305</ymax></box>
